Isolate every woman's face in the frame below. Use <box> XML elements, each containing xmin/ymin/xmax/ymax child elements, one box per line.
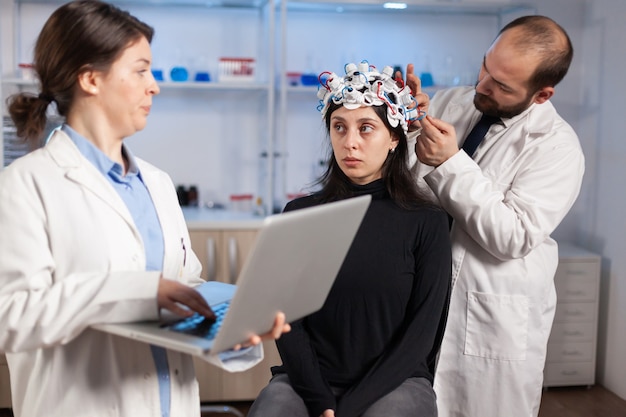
<box><xmin>330</xmin><ymin>105</ymin><xmax>398</xmax><ymax>185</ymax></box>
<box><xmin>96</xmin><ymin>36</ymin><xmax>160</xmax><ymax>139</ymax></box>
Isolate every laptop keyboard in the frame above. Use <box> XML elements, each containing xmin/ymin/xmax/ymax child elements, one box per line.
<box><xmin>168</xmin><ymin>301</ymin><xmax>231</xmax><ymax>341</ymax></box>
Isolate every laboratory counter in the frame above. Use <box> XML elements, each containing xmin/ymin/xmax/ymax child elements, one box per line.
<box><xmin>182</xmin><ymin>207</ymin><xmax>265</xmax><ymax>230</ymax></box>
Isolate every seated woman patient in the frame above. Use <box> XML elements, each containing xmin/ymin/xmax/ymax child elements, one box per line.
<box><xmin>247</xmin><ymin>61</ymin><xmax>452</xmax><ymax>417</ymax></box>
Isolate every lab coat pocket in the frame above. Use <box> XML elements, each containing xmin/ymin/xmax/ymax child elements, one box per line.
<box><xmin>464</xmin><ymin>291</ymin><xmax>529</xmax><ymax>360</ymax></box>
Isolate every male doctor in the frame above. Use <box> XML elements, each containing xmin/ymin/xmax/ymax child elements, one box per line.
<box><xmin>405</xmin><ymin>15</ymin><xmax>585</xmax><ymax>417</ymax></box>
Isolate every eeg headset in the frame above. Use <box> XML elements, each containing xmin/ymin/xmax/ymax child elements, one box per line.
<box><xmin>316</xmin><ymin>60</ymin><xmax>425</xmax><ymax>134</ymax></box>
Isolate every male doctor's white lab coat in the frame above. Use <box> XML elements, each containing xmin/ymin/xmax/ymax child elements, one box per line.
<box><xmin>409</xmin><ymin>86</ymin><xmax>585</xmax><ymax>417</ymax></box>
<box><xmin>0</xmin><ymin>131</ymin><xmax>260</xmax><ymax>417</ymax></box>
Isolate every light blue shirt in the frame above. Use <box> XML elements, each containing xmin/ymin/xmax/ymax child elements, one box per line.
<box><xmin>63</xmin><ymin>125</ymin><xmax>171</xmax><ymax>417</ymax></box>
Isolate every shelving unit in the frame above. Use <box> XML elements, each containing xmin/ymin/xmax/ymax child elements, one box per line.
<box><xmin>0</xmin><ymin>0</ymin><xmax>278</xmax><ymax>214</ymax></box>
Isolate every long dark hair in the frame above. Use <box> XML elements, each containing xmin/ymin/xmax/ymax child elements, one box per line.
<box><xmin>315</xmin><ymin>101</ymin><xmax>429</xmax><ymax>209</ymax></box>
<box><xmin>7</xmin><ymin>0</ymin><xmax>154</xmax><ymax>144</ymax></box>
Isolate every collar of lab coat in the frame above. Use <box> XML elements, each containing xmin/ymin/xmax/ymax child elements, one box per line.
<box><xmin>500</xmin><ymin>101</ymin><xmax>560</xmax><ymax>137</ymax></box>
<box><xmin>44</xmin><ymin>130</ymin><xmax>142</xmax><ymax>244</ymax></box>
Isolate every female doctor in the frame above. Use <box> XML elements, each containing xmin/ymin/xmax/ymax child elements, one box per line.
<box><xmin>0</xmin><ymin>1</ymin><xmax>288</xmax><ymax>416</ymax></box>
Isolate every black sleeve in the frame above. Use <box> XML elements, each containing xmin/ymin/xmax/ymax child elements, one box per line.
<box><xmin>335</xmin><ymin>209</ymin><xmax>452</xmax><ymax>417</ymax></box>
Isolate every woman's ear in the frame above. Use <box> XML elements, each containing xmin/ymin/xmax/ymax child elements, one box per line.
<box><xmin>77</xmin><ymin>69</ymin><xmax>99</xmax><ymax>96</ymax></box>
<box><xmin>390</xmin><ymin>133</ymin><xmax>400</xmax><ymax>151</ymax></box>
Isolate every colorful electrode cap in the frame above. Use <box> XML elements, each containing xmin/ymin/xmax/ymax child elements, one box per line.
<box><xmin>316</xmin><ymin>60</ymin><xmax>423</xmax><ymax>133</ymax></box>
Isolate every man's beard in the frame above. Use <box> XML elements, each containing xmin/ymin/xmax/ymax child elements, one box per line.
<box><xmin>473</xmin><ymin>90</ymin><xmax>535</xmax><ymax>119</ymax></box>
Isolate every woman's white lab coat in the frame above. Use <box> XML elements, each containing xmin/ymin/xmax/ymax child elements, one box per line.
<box><xmin>0</xmin><ymin>131</ymin><xmax>260</xmax><ymax>417</ymax></box>
<box><xmin>408</xmin><ymin>86</ymin><xmax>585</xmax><ymax>417</ymax></box>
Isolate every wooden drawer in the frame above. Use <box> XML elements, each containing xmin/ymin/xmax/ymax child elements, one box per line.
<box><xmin>555</xmin><ymin>260</ymin><xmax>599</xmax><ymax>283</ymax></box>
<box><xmin>554</xmin><ymin>302</ymin><xmax>596</xmax><ymax>323</ymax></box>
<box><xmin>0</xmin><ymin>363</ymin><xmax>11</xmax><ymax>408</ymax></box>
<box><xmin>554</xmin><ymin>278</ymin><xmax>598</xmax><ymax>302</ymax></box>
<box><xmin>544</xmin><ymin>361</ymin><xmax>595</xmax><ymax>387</ymax></box>
<box><xmin>549</xmin><ymin>322</ymin><xmax>595</xmax><ymax>342</ymax></box>
<box><xmin>547</xmin><ymin>341</ymin><xmax>594</xmax><ymax>362</ymax></box>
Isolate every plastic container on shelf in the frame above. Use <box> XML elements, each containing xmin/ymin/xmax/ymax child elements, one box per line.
<box><xmin>18</xmin><ymin>63</ymin><xmax>35</xmax><ymax>81</ymax></box>
<box><xmin>230</xmin><ymin>193</ymin><xmax>254</xmax><ymax>212</ymax></box>
<box><xmin>300</xmin><ymin>73</ymin><xmax>318</xmax><ymax>86</ymax></box>
<box><xmin>286</xmin><ymin>72</ymin><xmax>302</xmax><ymax>86</ymax></box>
<box><xmin>170</xmin><ymin>66</ymin><xmax>189</xmax><ymax>82</ymax></box>
<box><xmin>253</xmin><ymin>197</ymin><xmax>267</xmax><ymax>217</ymax></box>
<box><xmin>187</xmin><ymin>185</ymin><xmax>199</xmax><ymax>206</ymax></box>
<box><xmin>194</xmin><ymin>71</ymin><xmax>211</xmax><ymax>82</ymax></box>
<box><xmin>192</xmin><ymin>56</ymin><xmax>211</xmax><ymax>82</ymax></box>
<box><xmin>218</xmin><ymin>57</ymin><xmax>255</xmax><ymax>83</ymax></box>
<box><xmin>420</xmin><ymin>71</ymin><xmax>434</xmax><ymax>87</ymax></box>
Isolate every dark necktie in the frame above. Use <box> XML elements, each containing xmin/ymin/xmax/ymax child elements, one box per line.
<box><xmin>462</xmin><ymin>114</ymin><xmax>500</xmax><ymax>158</ymax></box>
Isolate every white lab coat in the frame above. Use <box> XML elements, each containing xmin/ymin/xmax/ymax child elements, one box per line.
<box><xmin>408</xmin><ymin>86</ymin><xmax>585</xmax><ymax>417</ymax></box>
<box><xmin>0</xmin><ymin>130</ymin><xmax>260</xmax><ymax>417</ymax></box>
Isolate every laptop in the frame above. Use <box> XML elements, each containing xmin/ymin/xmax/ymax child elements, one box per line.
<box><xmin>92</xmin><ymin>194</ymin><xmax>371</xmax><ymax>357</ymax></box>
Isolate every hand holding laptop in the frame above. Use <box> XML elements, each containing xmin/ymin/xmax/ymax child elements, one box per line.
<box><xmin>232</xmin><ymin>312</ymin><xmax>291</xmax><ymax>351</ymax></box>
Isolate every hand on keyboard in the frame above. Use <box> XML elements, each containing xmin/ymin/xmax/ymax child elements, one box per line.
<box><xmin>168</xmin><ymin>301</ymin><xmax>230</xmax><ymax>341</ymax></box>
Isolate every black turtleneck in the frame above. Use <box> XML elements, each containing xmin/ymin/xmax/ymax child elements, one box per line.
<box><xmin>271</xmin><ymin>179</ymin><xmax>452</xmax><ymax>417</ymax></box>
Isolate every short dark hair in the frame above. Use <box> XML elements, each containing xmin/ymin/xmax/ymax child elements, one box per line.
<box><xmin>499</xmin><ymin>15</ymin><xmax>573</xmax><ymax>92</ymax></box>
<box><xmin>7</xmin><ymin>0</ymin><xmax>154</xmax><ymax>143</ymax></box>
